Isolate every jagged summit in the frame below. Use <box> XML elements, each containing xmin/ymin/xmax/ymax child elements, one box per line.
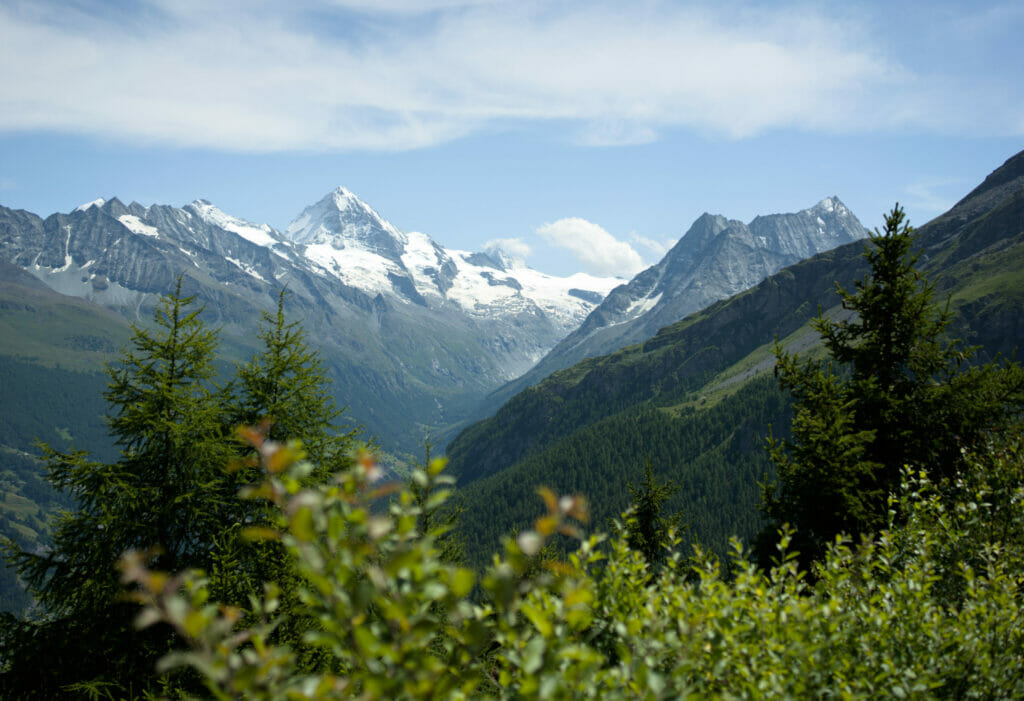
<box><xmin>285</xmin><ymin>186</ymin><xmax>406</xmax><ymax>255</ymax></box>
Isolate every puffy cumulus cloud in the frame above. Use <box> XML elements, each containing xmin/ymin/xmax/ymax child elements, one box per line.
<box><xmin>536</xmin><ymin>218</ymin><xmax>646</xmax><ymax>278</ymax></box>
<box><xmin>1</xmin><ymin>1</ymin><xmax>1021</xmax><ymax>151</ymax></box>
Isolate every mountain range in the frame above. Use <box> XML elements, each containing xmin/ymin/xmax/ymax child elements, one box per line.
<box><xmin>480</xmin><ymin>197</ymin><xmax>867</xmax><ymax>414</ymax></box>
<box><xmin>0</xmin><ymin>188</ymin><xmax>865</xmax><ymax>455</ymax></box>
<box><xmin>0</xmin><ymin>188</ymin><xmax>619</xmax><ymax>453</ymax></box>
<box><xmin>10</xmin><ymin>155</ymin><xmax>1010</xmax><ymax>612</ymax></box>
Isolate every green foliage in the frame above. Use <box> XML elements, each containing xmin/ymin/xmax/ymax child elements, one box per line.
<box><xmin>125</xmin><ymin>431</ymin><xmax>1024</xmax><ymax>699</ymax></box>
<box><xmin>763</xmin><ymin>205</ymin><xmax>1024</xmax><ymax>564</ymax></box>
<box><xmin>409</xmin><ymin>442</ymin><xmax>466</xmax><ymax>566</ymax></box>
<box><xmin>124</xmin><ymin>431</ymin><xmax>487</xmax><ymax>699</ymax></box>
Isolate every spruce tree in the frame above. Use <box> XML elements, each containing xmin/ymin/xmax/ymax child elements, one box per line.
<box><xmin>625</xmin><ymin>461</ymin><xmax>685</xmax><ymax>567</ymax></box>
<box><xmin>762</xmin><ymin>205</ymin><xmax>1024</xmax><ymax>565</ymax></box>
<box><xmin>0</xmin><ymin>280</ymin><xmax>234</xmax><ymax>697</ymax></box>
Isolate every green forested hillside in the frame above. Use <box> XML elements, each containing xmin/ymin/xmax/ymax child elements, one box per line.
<box><xmin>0</xmin><ymin>357</ymin><xmax>113</xmax><ymax>613</ymax></box>
<box><xmin>456</xmin><ymin>374</ymin><xmax>790</xmax><ymax>565</ymax></box>
<box><xmin>448</xmin><ymin>150</ymin><xmax>1024</xmax><ymax>568</ymax></box>
<box><xmin>0</xmin><ymin>267</ymin><xmax>133</xmax><ymax>612</ymax></box>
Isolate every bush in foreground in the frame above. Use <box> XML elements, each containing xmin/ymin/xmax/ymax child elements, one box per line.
<box><xmin>125</xmin><ymin>428</ymin><xmax>1024</xmax><ymax>699</ymax></box>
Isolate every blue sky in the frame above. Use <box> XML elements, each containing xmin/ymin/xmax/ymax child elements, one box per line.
<box><xmin>1</xmin><ymin>0</ymin><xmax>1022</xmax><ymax>277</ymax></box>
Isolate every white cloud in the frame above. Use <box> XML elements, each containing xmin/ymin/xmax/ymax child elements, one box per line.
<box><xmin>629</xmin><ymin>232</ymin><xmax>673</xmax><ymax>259</ymax></box>
<box><xmin>536</xmin><ymin>218</ymin><xmax>646</xmax><ymax>278</ymax></box>
<box><xmin>575</xmin><ymin>121</ymin><xmax>657</xmax><ymax>147</ymax></box>
<box><xmin>325</xmin><ymin>0</ymin><xmax>499</xmax><ymax>13</ymax></box>
<box><xmin>0</xmin><ymin>1</ymin><xmax>1020</xmax><ymax>151</ymax></box>
<box><xmin>484</xmin><ymin>237</ymin><xmax>532</xmax><ymax>260</ymax></box>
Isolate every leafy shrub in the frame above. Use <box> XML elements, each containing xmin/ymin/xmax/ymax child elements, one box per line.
<box><xmin>125</xmin><ymin>428</ymin><xmax>1024</xmax><ymax>699</ymax></box>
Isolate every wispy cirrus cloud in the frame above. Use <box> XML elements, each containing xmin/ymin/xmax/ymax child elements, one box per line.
<box><xmin>1</xmin><ymin>0</ymin><xmax>1020</xmax><ymax>152</ymax></box>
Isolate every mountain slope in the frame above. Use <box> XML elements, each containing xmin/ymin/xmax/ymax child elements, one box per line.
<box><xmin>447</xmin><ymin>150</ymin><xmax>1024</xmax><ymax>565</ymax></box>
<box><xmin>481</xmin><ymin>198</ymin><xmax>867</xmax><ymax>413</ymax></box>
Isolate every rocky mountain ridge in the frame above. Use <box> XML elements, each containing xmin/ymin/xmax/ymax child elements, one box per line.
<box><xmin>478</xmin><ymin>197</ymin><xmax>868</xmax><ymax>415</ymax></box>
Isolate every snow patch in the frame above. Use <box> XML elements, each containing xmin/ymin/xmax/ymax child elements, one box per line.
<box><xmin>74</xmin><ymin>198</ymin><xmax>105</xmax><ymax>212</ymax></box>
<box><xmin>625</xmin><ymin>292</ymin><xmax>663</xmax><ymax>317</ymax></box>
<box><xmin>226</xmin><ymin>257</ymin><xmax>267</xmax><ymax>282</ymax></box>
<box><xmin>304</xmin><ymin>241</ymin><xmax>397</xmax><ymax>294</ymax></box>
<box><xmin>118</xmin><ymin>214</ymin><xmax>160</xmax><ymax>237</ymax></box>
<box><xmin>190</xmin><ymin>200</ymin><xmax>279</xmax><ymax>247</ymax></box>
<box><xmin>444</xmin><ymin>250</ymin><xmax>617</xmax><ymax>324</ymax></box>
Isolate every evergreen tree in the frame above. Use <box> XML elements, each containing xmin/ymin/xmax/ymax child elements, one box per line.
<box><xmin>214</xmin><ymin>288</ymin><xmax>360</xmax><ymax>671</ymax></box>
<box><xmin>229</xmin><ymin>288</ymin><xmax>357</xmax><ymax>481</ymax></box>
<box><xmin>409</xmin><ymin>442</ymin><xmax>465</xmax><ymax>566</ymax></box>
<box><xmin>625</xmin><ymin>461</ymin><xmax>685</xmax><ymax>567</ymax></box>
<box><xmin>0</xmin><ymin>280</ymin><xmax>234</xmax><ymax>697</ymax></box>
<box><xmin>762</xmin><ymin>205</ymin><xmax>1024</xmax><ymax>565</ymax></box>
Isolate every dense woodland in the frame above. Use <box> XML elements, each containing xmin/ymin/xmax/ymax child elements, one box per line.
<box><xmin>1</xmin><ymin>203</ymin><xmax>1024</xmax><ymax>697</ymax></box>
<box><xmin>455</xmin><ymin>375</ymin><xmax>790</xmax><ymax>567</ymax></box>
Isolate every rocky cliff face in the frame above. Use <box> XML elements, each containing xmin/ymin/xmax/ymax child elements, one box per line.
<box><xmin>480</xmin><ymin>197</ymin><xmax>868</xmax><ymax>413</ymax></box>
<box><xmin>0</xmin><ymin>189</ymin><xmax>618</xmax><ymax>453</ymax></box>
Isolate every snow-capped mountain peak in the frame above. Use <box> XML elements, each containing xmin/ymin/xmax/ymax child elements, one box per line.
<box><xmin>282</xmin><ymin>186</ymin><xmax>617</xmax><ymax>324</ymax></box>
<box><xmin>808</xmin><ymin>196</ymin><xmax>852</xmax><ymax>219</ymax></box>
<box><xmin>286</xmin><ymin>186</ymin><xmax>406</xmax><ymax>252</ymax></box>
<box><xmin>483</xmin><ymin>243</ymin><xmax>528</xmax><ymax>271</ymax></box>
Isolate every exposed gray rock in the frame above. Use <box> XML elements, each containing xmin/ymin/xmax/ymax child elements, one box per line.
<box><xmin>481</xmin><ymin>198</ymin><xmax>868</xmax><ymax>414</ymax></box>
